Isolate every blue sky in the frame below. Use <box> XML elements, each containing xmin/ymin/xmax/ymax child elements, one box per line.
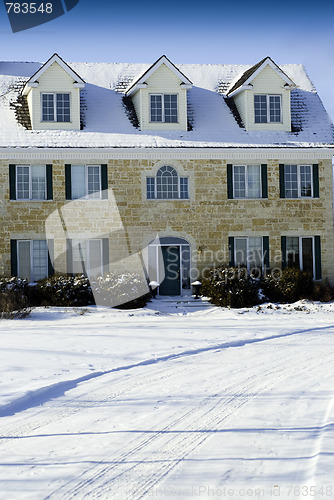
<box><xmin>1</xmin><ymin>0</ymin><xmax>334</xmax><ymax>121</ymax></box>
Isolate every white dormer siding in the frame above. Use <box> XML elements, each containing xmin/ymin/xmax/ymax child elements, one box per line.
<box><xmin>131</xmin><ymin>63</ymin><xmax>189</xmax><ymax>131</ymax></box>
<box><xmin>26</xmin><ymin>61</ymin><xmax>81</xmax><ymax>131</ymax></box>
<box><xmin>233</xmin><ymin>65</ymin><xmax>292</xmax><ymax>132</ymax></box>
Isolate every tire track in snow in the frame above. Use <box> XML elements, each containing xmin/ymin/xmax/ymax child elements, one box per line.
<box><xmin>302</xmin><ymin>383</ymin><xmax>334</xmax><ymax>487</ymax></box>
<box><xmin>46</xmin><ymin>345</ymin><xmax>333</xmax><ymax>500</ymax></box>
<box><xmin>0</xmin><ymin>360</ymin><xmax>194</xmax><ymax>443</ymax></box>
<box><xmin>2</xmin><ymin>322</ymin><xmax>332</xmax><ymax>419</ymax></box>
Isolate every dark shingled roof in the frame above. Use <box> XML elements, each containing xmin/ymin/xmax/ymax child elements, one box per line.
<box><xmin>227</xmin><ymin>56</ymin><xmax>293</xmax><ymax>96</ymax></box>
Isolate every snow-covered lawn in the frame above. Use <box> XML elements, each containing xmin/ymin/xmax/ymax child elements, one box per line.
<box><xmin>1</xmin><ymin>299</ymin><xmax>334</xmax><ymax>500</ymax></box>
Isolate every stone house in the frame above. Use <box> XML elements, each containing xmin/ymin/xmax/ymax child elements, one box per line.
<box><xmin>0</xmin><ymin>53</ymin><xmax>333</xmax><ymax>296</ymax></box>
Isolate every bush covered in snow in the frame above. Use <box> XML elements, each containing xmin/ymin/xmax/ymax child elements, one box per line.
<box><xmin>260</xmin><ymin>267</ymin><xmax>314</xmax><ymax>303</ymax></box>
<box><xmin>32</xmin><ymin>273</ymin><xmax>151</xmax><ymax>309</ymax></box>
<box><xmin>200</xmin><ymin>267</ymin><xmax>262</xmax><ymax>308</ymax></box>
<box><xmin>33</xmin><ymin>275</ymin><xmax>95</xmax><ymax>307</ymax></box>
<box><xmin>92</xmin><ymin>272</ymin><xmax>151</xmax><ymax>309</ymax></box>
<box><xmin>0</xmin><ymin>277</ymin><xmax>31</xmax><ymax>318</ymax></box>
<box><xmin>201</xmin><ymin>266</ymin><xmax>334</xmax><ymax>308</ymax></box>
<box><xmin>313</xmin><ymin>279</ymin><xmax>334</xmax><ymax>302</ymax></box>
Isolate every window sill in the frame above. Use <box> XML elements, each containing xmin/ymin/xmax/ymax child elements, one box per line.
<box><xmin>149</xmin><ymin>121</ymin><xmax>179</xmax><ymax>124</ymax></box>
<box><xmin>282</xmin><ymin>196</ymin><xmax>315</xmax><ymax>200</ymax></box>
<box><xmin>146</xmin><ymin>198</ymin><xmax>190</xmax><ymax>201</ymax></box>
<box><xmin>254</xmin><ymin>122</ymin><xmax>283</xmax><ymax>125</ymax></box>
<box><xmin>41</xmin><ymin>121</ymin><xmax>72</xmax><ymax>124</ymax></box>
<box><xmin>232</xmin><ymin>197</ymin><xmax>264</xmax><ymax>200</ymax></box>
<box><xmin>11</xmin><ymin>199</ymin><xmax>52</xmax><ymax>202</ymax></box>
<box><xmin>69</xmin><ymin>197</ymin><xmax>107</xmax><ymax>201</ymax></box>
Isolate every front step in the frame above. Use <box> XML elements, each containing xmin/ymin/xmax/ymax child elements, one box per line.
<box><xmin>149</xmin><ymin>295</ymin><xmax>213</xmax><ymax>309</ymax></box>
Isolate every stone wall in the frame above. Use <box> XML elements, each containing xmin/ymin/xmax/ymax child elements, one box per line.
<box><xmin>0</xmin><ymin>156</ymin><xmax>333</xmax><ymax>284</ymax></box>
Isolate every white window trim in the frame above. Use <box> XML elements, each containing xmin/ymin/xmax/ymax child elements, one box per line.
<box><xmin>17</xmin><ymin>239</ymin><xmax>48</xmax><ymax>283</ymax></box>
<box><xmin>16</xmin><ymin>164</ymin><xmax>46</xmax><ymax>201</ymax></box>
<box><xmin>232</xmin><ymin>164</ymin><xmax>262</xmax><ymax>199</ymax></box>
<box><xmin>287</xmin><ymin>236</ymin><xmax>315</xmax><ymax>279</ymax></box>
<box><xmin>149</xmin><ymin>93</ymin><xmax>178</xmax><ymax>123</ymax></box>
<box><xmin>40</xmin><ymin>92</ymin><xmax>71</xmax><ymax>123</ymax></box>
<box><xmin>72</xmin><ymin>238</ymin><xmax>103</xmax><ymax>279</ymax></box>
<box><xmin>285</xmin><ymin>164</ymin><xmax>313</xmax><ymax>198</ymax></box>
<box><xmin>71</xmin><ymin>165</ymin><xmax>102</xmax><ymax>200</ymax></box>
<box><xmin>147</xmin><ymin>170</ymin><xmax>189</xmax><ymax>200</ymax></box>
<box><xmin>254</xmin><ymin>94</ymin><xmax>282</xmax><ymax>123</ymax></box>
<box><xmin>234</xmin><ymin>236</ymin><xmax>264</xmax><ymax>273</ymax></box>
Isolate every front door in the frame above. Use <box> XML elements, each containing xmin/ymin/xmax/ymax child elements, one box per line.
<box><xmin>159</xmin><ymin>246</ymin><xmax>180</xmax><ymax>296</ymax></box>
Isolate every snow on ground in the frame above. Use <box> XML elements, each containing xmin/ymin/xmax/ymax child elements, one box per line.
<box><xmin>0</xmin><ymin>299</ymin><xmax>334</xmax><ymax>500</ymax></box>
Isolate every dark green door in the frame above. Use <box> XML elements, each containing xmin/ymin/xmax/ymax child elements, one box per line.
<box><xmin>159</xmin><ymin>246</ymin><xmax>180</xmax><ymax>296</ymax></box>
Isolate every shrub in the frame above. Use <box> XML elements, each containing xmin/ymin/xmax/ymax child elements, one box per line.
<box><xmin>92</xmin><ymin>272</ymin><xmax>151</xmax><ymax>309</ymax></box>
<box><xmin>200</xmin><ymin>267</ymin><xmax>261</xmax><ymax>308</ymax></box>
<box><xmin>33</xmin><ymin>272</ymin><xmax>151</xmax><ymax>309</ymax></box>
<box><xmin>0</xmin><ymin>277</ymin><xmax>31</xmax><ymax>318</ymax></box>
<box><xmin>312</xmin><ymin>279</ymin><xmax>334</xmax><ymax>302</ymax></box>
<box><xmin>261</xmin><ymin>267</ymin><xmax>314</xmax><ymax>303</ymax></box>
<box><xmin>34</xmin><ymin>275</ymin><xmax>94</xmax><ymax>307</ymax></box>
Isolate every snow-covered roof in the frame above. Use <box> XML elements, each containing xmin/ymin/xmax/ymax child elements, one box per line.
<box><xmin>0</xmin><ymin>59</ymin><xmax>333</xmax><ymax>149</ymax></box>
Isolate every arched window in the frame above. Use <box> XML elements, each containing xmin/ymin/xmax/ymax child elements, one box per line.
<box><xmin>147</xmin><ymin>166</ymin><xmax>189</xmax><ymax>200</ymax></box>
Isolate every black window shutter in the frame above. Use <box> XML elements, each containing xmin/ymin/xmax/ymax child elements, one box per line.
<box><xmin>312</xmin><ymin>164</ymin><xmax>319</xmax><ymax>198</ymax></box>
<box><xmin>279</xmin><ymin>164</ymin><xmax>285</xmax><ymax>198</ymax></box>
<box><xmin>65</xmin><ymin>164</ymin><xmax>72</xmax><ymax>200</ymax></box>
<box><xmin>227</xmin><ymin>164</ymin><xmax>233</xmax><ymax>199</ymax></box>
<box><xmin>9</xmin><ymin>164</ymin><xmax>16</xmax><ymax>200</ymax></box>
<box><xmin>47</xmin><ymin>239</ymin><xmax>54</xmax><ymax>276</ymax></box>
<box><xmin>281</xmin><ymin>236</ymin><xmax>287</xmax><ymax>270</ymax></box>
<box><xmin>66</xmin><ymin>239</ymin><xmax>73</xmax><ymax>274</ymax></box>
<box><xmin>261</xmin><ymin>164</ymin><xmax>268</xmax><ymax>199</ymax></box>
<box><xmin>10</xmin><ymin>239</ymin><xmax>18</xmax><ymax>276</ymax></box>
<box><xmin>46</xmin><ymin>164</ymin><xmax>53</xmax><ymax>200</ymax></box>
<box><xmin>101</xmin><ymin>164</ymin><xmax>108</xmax><ymax>199</ymax></box>
<box><xmin>102</xmin><ymin>238</ymin><xmax>109</xmax><ymax>275</ymax></box>
<box><xmin>263</xmin><ymin>236</ymin><xmax>270</xmax><ymax>271</ymax></box>
<box><xmin>314</xmin><ymin>236</ymin><xmax>321</xmax><ymax>280</ymax></box>
<box><xmin>228</xmin><ymin>237</ymin><xmax>235</xmax><ymax>267</ymax></box>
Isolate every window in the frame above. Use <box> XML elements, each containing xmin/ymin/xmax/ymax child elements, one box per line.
<box><xmin>283</xmin><ymin>236</ymin><xmax>321</xmax><ymax>279</ymax></box>
<box><xmin>229</xmin><ymin>236</ymin><xmax>269</xmax><ymax>276</ymax></box>
<box><xmin>227</xmin><ymin>164</ymin><xmax>267</xmax><ymax>199</ymax></box>
<box><xmin>67</xmin><ymin>238</ymin><xmax>109</xmax><ymax>279</ymax></box>
<box><xmin>41</xmin><ymin>93</ymin><xmax>70</xmax><ymax>122</ymax></box>
<box><xmin>9</xmin><ymin>164</ymin><xmax>53</xmax><ymax>201</ymax></box>
<box><xmin>283</xmin><ymin>165</ymin><xmax>313</xmax><ymax>198</ymax></box>
<box><xmin>16</xmin><ymin>165</ymin><xmax>46</xmax><ymax>200</ymax></box>
<box><xmin>150</xmin><ymin>94</ymin><xmax>178</xmax><ymax>123</ymax></box>
<box><xmin>13</xmin><ymin>239</ymin><xmax>52</xmax><ymax>282</ymax></box>
<box><xmin>146</xmin><ymin>166</ymin><xmax>189</xmax><ymax>200</ymax></box>
<box><xmin>65</xmin><ymin>164</ymin><xmax>108</xmax><ymax>200</ymax></box>
<box><xmin>235</xmin><ymin>237</ymin><xmax>263</xmax><ymax>274</ymax></box>
<box><xmin>254</xmin><ymin>95</ymin><xmax>281</xmax><ymax>123</ymax></box>
<box><xmin>233</xmin><ymin>165</ymin><xmax>261</xmax><ymax>198</ymax></box>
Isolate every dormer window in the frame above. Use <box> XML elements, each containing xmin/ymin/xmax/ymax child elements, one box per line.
<box><xmin>150</xmin><ymin>94</ymin><xmax>178</xmax><ymax>123</ymax></box>
<box><xmin>41</xmin><ymin>93</ymin><xmax>70</xmax><ymax>122</ymax></box>
<box><xmin>254</xmin><ymin>94</ymin><xmax>281</xmax><ymax>123</ymax></box>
